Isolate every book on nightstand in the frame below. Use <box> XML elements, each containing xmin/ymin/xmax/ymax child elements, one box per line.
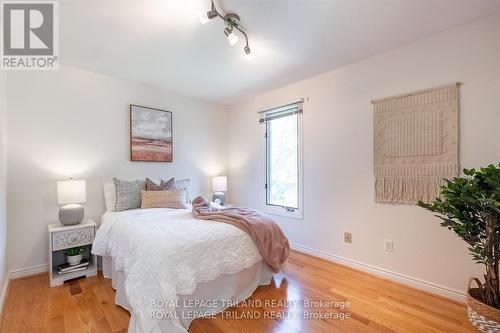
<box><xmin>57</xmin><ymin>260</ymin><xmax>89</xmax><ymax>274</ymax></box>
<box><xmin>58</xmin><ymin>266</ymin><xmax>88</xmax><ymax>275</ymax></box>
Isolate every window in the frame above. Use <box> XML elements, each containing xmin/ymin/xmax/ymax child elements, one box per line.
<box><xmin>260</xmin><ymin>100</ymin><xmax>303</xmax><ymax>218</ymax></box>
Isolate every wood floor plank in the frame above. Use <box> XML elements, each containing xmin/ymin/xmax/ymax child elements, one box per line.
<box><xmin>0</xmin><ymin>251</ymin><xmax>474</xmax><ymax>332</ymax></box>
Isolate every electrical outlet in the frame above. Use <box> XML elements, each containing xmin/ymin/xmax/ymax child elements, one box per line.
<box><xmin>344</xmin><ymin>232</ymin><xmax>352</xmax><ymax>244</ymax></box>
<box><xmin>384</xmin><ymin>239</ymin><xmax>393</xmax><ymax>253</ymax></box>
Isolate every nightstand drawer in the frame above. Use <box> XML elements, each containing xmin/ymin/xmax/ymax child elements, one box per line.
<box><xmin>52</xmin><ymin>227</ymin><xmax>94</xmax><ymax>251</ymax></box>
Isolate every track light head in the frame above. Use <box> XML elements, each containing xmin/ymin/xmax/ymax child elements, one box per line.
<box><xmin>200</xmin><ymin>9</ymin><xmax>217</xmax><ymax>24</ymax></box>
<box><xmin>207</xmin><ymin>10</ymin><xmax>217</xmax><ymax>19</ymax></box>
<box><xmin>224</xmin><ymin>27</ymin><xmax>239</xmax><ymax>46</ymax></box>
<box><xmin>244</xmin><ymin>45</ymin><xmax>254</xmax><ymax>60</ymax></box>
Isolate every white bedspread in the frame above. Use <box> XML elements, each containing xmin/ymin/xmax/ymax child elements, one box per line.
<box><xmin>92</xmin><ymin>207</ymin><xmax>262</xmax><ymax>333</ymax></box>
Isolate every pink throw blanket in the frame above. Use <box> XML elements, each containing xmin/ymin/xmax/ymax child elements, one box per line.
<box><xmin>191</xmin><ymin>196</ymin><xmax>290</xmax><ymax>273</ymax></box>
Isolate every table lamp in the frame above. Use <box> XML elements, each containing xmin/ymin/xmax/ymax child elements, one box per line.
<box><xmin>57</xmin><ymin>179</ymin><xmax>86</xmax><ymax>225</ymax></box>
<box><xmin>212</xmin><ymin>176</ymin><xmax>227</xmax><ymax>205</ymax></box>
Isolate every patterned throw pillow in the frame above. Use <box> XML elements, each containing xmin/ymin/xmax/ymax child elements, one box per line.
<box><xmin>161</xmin><ymin>178</ymin><xmax>176</xmax><ymax>189</ymax></box>
<box><xmin>145</xmin><ymin>177</ymin><xmax>175</xmax><ymax>191</ymax></box>
<box><xmin>140</xmin><ymin>189</ymin><xmax>187</xmax><ymax>209</ymax></box>
<box><xmin>114</xmin><ymin>178</ymin><xmax>146</xmax><ymax>211</ymax></box>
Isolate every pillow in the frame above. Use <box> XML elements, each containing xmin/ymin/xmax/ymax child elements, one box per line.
<box><xmin>174</xmin><ymin>178</ymin><xmax>191</xmax><ymax>203</ymax></box>
<box><xmin>160</xmin><ymin>178</ymin><xmax>176</xmax><ymax>189</ymax></box>
<box><xmin>146</xmin><ymin>177</ymin><xmax>175</xmax><ymax>191</ymax></box>
<box><xmin>114</xmin><ymin>178</ymin><xmax>146</xmax><ymax>211</ymax></box>
<box><xmin>141</xmin><ymin>189</ymin><xmax>187</xmax><ymax>209</ymax></box>
<box><xmin>102</xmin><ymin>182</ymin><xmax>116</xmax><ymax>212</ymax></box>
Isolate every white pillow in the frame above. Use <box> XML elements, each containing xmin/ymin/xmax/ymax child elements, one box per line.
<box><xmin>102</xmin><ymin>182</ymin><xmax>116</xmax><ymax>212</ymax></box>
<box><xmin>175</xmin><ymin>178</ymin><xmax>191</xmax><ymax>203</ymax></box>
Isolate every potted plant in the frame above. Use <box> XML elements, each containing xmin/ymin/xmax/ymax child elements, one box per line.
<box><xmin>418</xmin><ymin>164</ymin><xmax>500</xmax><ymax>332</ymax></box>
<box><xmin>65</xmin><ymin>247</ymin><xmax>85</xmax><ymax>266</ymax></box>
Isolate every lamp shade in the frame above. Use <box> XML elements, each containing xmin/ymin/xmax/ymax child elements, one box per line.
<box><xmin>57</xmin><ymin>180</ymin><xmax>86</xmax><ymax>204</ymax></box>
<box><xmin>212</xmin><ymin>176</ymin><xmax>227</xmax><ymax>192</ymax></box>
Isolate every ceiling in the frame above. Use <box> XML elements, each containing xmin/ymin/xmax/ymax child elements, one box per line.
<box><xmin>59</xmin><ymin>0</ymin><xmax>500</xmax><ymax>105</ymax></box>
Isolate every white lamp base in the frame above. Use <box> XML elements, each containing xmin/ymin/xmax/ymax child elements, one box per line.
<box><xmin>213</xmin><ymin>192</ymin><xmax>225</xmax><ymax>205</ymax></box>
<box><xmin>59</xmin><ymin>204</ymin><xmax>84</xmax><ymax>225</ymax></box>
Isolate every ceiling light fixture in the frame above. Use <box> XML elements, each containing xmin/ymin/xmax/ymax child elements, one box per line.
<box><xmin>200</xmin><ymin>0</ymin><xmax>252</xmax><ymax>59</ymax></box>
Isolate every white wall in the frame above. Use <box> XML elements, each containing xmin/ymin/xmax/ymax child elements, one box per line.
<box><xmin>5</xmin><ymin>65</ymin><xmax>228</xmax><ymax>272</ymax></box>
<box><xmin>0</xmin><ymin>67</ymin><xmax>8</xmax><ymax>305</ymax></box>
<box><xmin>227</xmin><ymin>13</ymin><xmax>500</xmax><ymax>295</ymax></box>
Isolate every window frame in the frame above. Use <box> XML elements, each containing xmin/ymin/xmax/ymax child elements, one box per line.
<box><xmin>263</xmin><ymin>111</ymin><xmax>303</xmax><ymax>219</ymax></box>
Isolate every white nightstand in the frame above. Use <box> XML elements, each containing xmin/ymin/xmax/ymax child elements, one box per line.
<box><xmin>48</xmin><ymin>219</ymin><xmax>98</xmax><ymax>287</ymax></box>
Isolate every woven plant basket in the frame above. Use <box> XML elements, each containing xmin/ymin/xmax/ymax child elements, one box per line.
<box><xmin>467</xmin><ymin>278</ymin><xmax>500</xmax><ymax>332</ymax></box>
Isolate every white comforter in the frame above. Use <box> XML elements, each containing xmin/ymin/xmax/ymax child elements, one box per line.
<box><xmin>92</xmin><ymin>207</ymin><xmax>262</xmax><ymax>333</ymax></box>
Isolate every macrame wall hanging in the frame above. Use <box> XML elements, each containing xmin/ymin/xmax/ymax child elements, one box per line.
<box><xmin>373</xmin><ymin>83</ymin><xmax>460</xmax><ymax>204</ymax></box>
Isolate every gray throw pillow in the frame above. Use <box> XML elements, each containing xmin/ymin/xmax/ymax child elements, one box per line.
<box><xmin>114</xmin><ymin>178</ymin><xmax>146</xmax><ymax>211</ymax></box>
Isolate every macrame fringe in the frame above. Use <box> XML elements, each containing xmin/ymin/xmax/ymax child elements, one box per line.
<box><xmin>375</xmin><ymin>176</ymin><xmax>446</xmax><ymax>204</ymax></box>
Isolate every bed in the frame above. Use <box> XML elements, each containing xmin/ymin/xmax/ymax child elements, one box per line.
<box><xmin>92</xmin><ymin>206</ymin><xmax>273</xmax><ymax>333</ymax></box>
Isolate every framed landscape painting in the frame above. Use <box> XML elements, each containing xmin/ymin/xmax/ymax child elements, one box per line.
<box><xmin>130</xmin><ymin>105</ymin><xmax>173</xmax><ymax>162</ymax></box>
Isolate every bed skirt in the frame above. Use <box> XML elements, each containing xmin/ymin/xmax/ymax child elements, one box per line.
<box><xmin>101</xmin><ymin>256</ymin><xmax>273</xmax><ymax>333</ymax></box>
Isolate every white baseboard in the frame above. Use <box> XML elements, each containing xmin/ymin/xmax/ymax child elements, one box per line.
<box><xmin>290</xmin><ymin>242</ymin><xmax>465</xmax><ymax>303</ymax></box>
<box><xmin>0</xmin><ymin>275</ymin><xmax>9</xmax><ymax>314</ymax></box>
<box><xmin>8</xmin><ymin>263</ymin><xmax>49</xmax><ymax>280</ymax></box>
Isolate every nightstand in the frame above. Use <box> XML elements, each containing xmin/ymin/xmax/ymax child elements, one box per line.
<box><xmin>48</xmin><ymin>219</ymin><xmax>98</xmax><ymax>287</ymax></box>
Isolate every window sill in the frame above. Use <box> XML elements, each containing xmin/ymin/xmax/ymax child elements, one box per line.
<box><xmin>264</xmin><ymin>207</ymin><xmax>303</xmax><ymax>220</ymax></box>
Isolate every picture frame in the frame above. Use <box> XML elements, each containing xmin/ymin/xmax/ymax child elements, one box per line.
<box><xmin>130</xmin><ymin>104</ymin><xmax>173</xmax><ymax>162</ymax></box>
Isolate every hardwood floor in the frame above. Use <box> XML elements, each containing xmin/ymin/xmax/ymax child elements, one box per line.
<box><xmin>1</xmin><ymin>251</ymin><xmax>473</xmax><ymax>333</ymax></box>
